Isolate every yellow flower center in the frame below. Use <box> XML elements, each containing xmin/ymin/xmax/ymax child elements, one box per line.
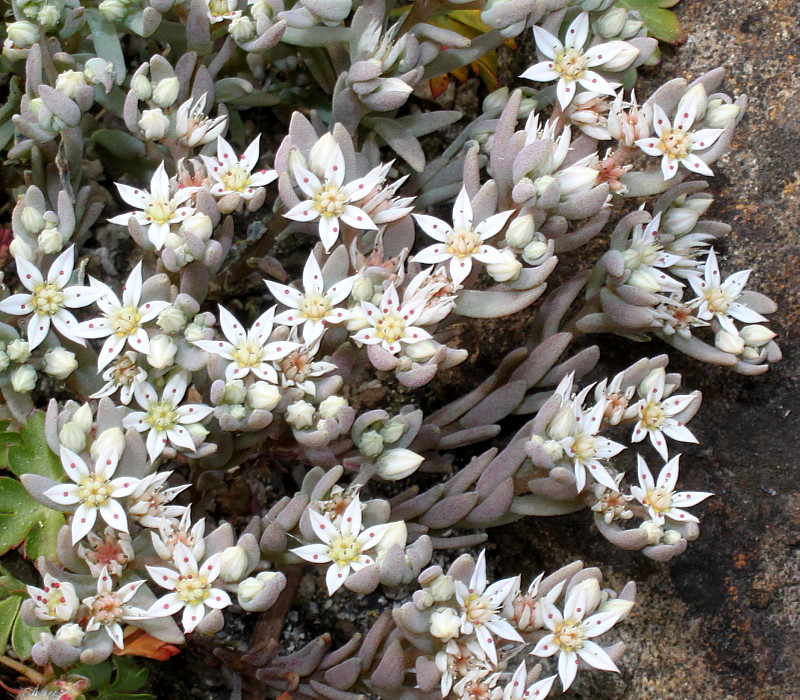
<box><xmin>374</xmin><ymin>312</ymin><xmax>406</xmax><ymax>343</ymax></box>
<box><xmin>659</xmin><ymin>129</ymin><xmax>691</xmax><ymax>159</ymax></box>
<box><xmin>446</xmin><ymin>228</ymin><xmax>481</xmax><ymax>259</ymax></box>
<box><xmin>641</xmin><ymin>402</ymin><xmax>666</xmax><ymax>429</ymax></box>
<box><xmin>176</xmin><ymin>574</ymin><xmax>210</xmax><ymax>604</ymax></box>
<box><xmin>31</xmin><ymin>282</ymin><xmax>65</xmax><ymax>316</ymax></box>
<box><xmin>146</xmin><ymin>401</ymin><xmax>177</xmax><ymax>431</ymax></box>
<box><xmin>144</xmin><ymin>197</ymin><xmax>176</xmax><ymax>224</ymax></box>
<box><xmin>220</xmin><ymin>165</ymin><xmax>250</xmax><ymax>192</ymax></box>
<box><xmin>327</xmin><ymin>535</ymin><xmax>363</xmax><ymax>567</ymax></box>
<box><xmin>110</xmin><ymin>354</ymin><xmax>140</xmax><ymax>386</ymax></box>
<box><xmin>462</xmin><ymin>594</ymin><xmax>494</xmax><ymax>625</ymax></box>
<box><xmin>208</xmin><ymin>0</ymin><xmax>231</xmax><ymax>17</ymax></box>
<box><xmin>300</xmin><ymin>292</ymin><xmax>331</xmax><ymax>322</ymax></box>
<box><xmin>232</xmin><ymin>340</ymin><xmax>264</xmax><ymax>368</ymax></box>
<box><xmin>313</xmin><ymin>184</ymin><xmax>347</xmax><ymax>218</ymax></box>
<box><xmin>554</xmin><ymin>48</ymin><xmax>588</xmax><ymax>80</ymax></box>
<box><xmin>78</xmin><ymin>474</ymin><xmax>113</xmax><ymax>507</ymax></box>
<box><xmin>644</xmin><ymin>487</ymin><xmax>673</xmax><ymax>513</ymax></box>
<box><xmin>571</xmin><ymin>434</ymin><xmax>597</xmax><ymax>461</ymax></box>
<box><xmin>109</xmin><ymin>304</ymin><xmax>143</xmax><ymax>338</ymax></box>
<box><xmin>705</xmin><ymin>287</ymin><xmax>730</xmax><ymax>313</ymax></box>
<box><xmin>554</xmin><ymin>619</ymin><xmax>585</xmax><ymax>651</ymax></box>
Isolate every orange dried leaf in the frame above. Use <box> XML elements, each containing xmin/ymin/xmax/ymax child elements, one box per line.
<box><xmin>113</xmin><ymin>629</ymin><xmax>182</xmax><ymax>661</ymax></box>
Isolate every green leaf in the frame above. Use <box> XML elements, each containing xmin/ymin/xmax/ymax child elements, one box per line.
<box><xmin>0</xmin><ymin>596</ymin><xmax>21</xmax><ymax>653</ymax></box>
<box><xmin>85</xmin><ymin>9</ymin><xmax>127</xmax><ymax>83</ymax></box>
<box><xmin>74</xmin><ymin>658</ymin><xmax>153</xmax><ymax>700</ymax></box>
<box><xmin>92</xmin><ymin>130</ymin><xmax>147</xmax><ymax>161</ymax></box>
<box><xmin>0</xmin><ymin>477</ymin><xmax>46</xmax><ymax>555</ymax></box>
<box><xmin>11</xmin><ymin>606</ymin><xmax>39</xmax><ymax>660</ymax></box>
<box><xmin>25</xmin><ymin>509</ymin><xmax>65</xmax><ymax>562</ymax></box>
<box><xmin>6</xmin><ymin>412</ymin><xmax>64</xmax><ymax>481</ymax></box>
<box><xmin>106</xmin><ymin>657</ymin><xmax>150</xmax><ymax>694</ymax></box>
<box><xmin>616</xmin><ymin>0</ymin><xmax>686</xmax><ymax>44</ymax></box>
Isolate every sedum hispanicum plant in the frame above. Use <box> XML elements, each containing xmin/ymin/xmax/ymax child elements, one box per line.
<box><xmin>0</xmin><ymin>0</ymin><xmax>781</xmax><ymax>697</ymax></box>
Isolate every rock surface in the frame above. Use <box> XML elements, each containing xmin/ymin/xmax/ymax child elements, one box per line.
<box><xmin>491</xmin><ymin>0</ymin><xmax>800</xmax><ymax>697</ymax></box>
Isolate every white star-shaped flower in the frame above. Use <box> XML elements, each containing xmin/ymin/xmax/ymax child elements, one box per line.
<box><xmin>123</xmin><ymin>371</ymin><xmax>214</xmax><ymax>461</ymax></box>
<box><xmin>108</xmin><ymin>162</ymin><xmax>197</xmax><ymax>249</ymax></box>
<box><xmin>83</xmin><ymin>567</ymin><xmax>153</xmax><ymax>648</ymax></box>
<box><xmin>623</xmin><ymin>212</ymin><xmax>685</xmax><ymax>293</ymax></box>
<box><xmin>147</xmin><ymin>542</ymin><xmax>232</xmax><ymax>633</ymax></box>
<box><xmin>411</xmin><ymin>187</ymin><xmax>514</xmax><ymax>286</ymax></box>
<box><xmin>266</xmin><ymin>254</ymin><xmax>354</xmax><ymax>345</ymax></box>
<box><xmin>74</xmin><ymin>262</ymin><xmax>169</xmax><ymax>369</ymax></box>
<box><xmin>26</xmin><ymin>574</ymin><xmax>80</xmax><ymax>623</ymax></box>
<box><xmin>43</xmin><ymin>445</ymin><xmax>141</xmax><ymax>544</ymax></box>
<box><xmin>561</xmin><ymin>399</ymin><xmax>626</xmax><ymax>492</ymax></box>
<box><xmin>127</xmin><ymin>470</ymin><xmax>190</xmax><ymax>528</ymax></box>
<box><xmin>521</xmin><ymin>12</ymin><xmax>636</xmax><ymax>109</ymax></box>
<box><xmin>284</xmin><ymin>146</ymin><xmax>385</xmax><ymax>252</ymax></box>
<box><xmin>0</xmin><ymin>246</ymin><xmax>103</xmax><ymax>349</ymax></box>
<box><xmin>631</xmin><ymin>454</ymin><xmax>712</xmax><ymax>525</ymax></box>
<box><xmin>205</xmin><ymin>0</ymin><xmax>241</xmax><ymax>23</ymax></box>
<box><xmin>193</xmin><ymin>305</ymin><xmax>300</xmax><ymax>382</ymax></box>
<box><xmin>687</xmin><ymin>248</ymin><xmax>767</xmax><ymax>335</ymax></box>
<box><xmin>531</xmin><ymin>584</ymin><xmax>622</xmax><ymax>692</ymax></box>
<box><xmin>631</xmin><ymin>369</ymin><xmax>698</xmax><ymax>461</ymax></box>
<box><xmin>503</xmin><ymin>662</ymin><xmax>557</xmax><ymax>700</ymax></box>
<box><xmin>201</xmin><ymin>135</ymin><xmax>276</xmax><ymax>200</ymax></box>
<box><xmin>91</xmin><ymin>351</ymin><xmax>148</xmax><ymax>405</ymax></box>
<box><xmin>351</xmin><ymin>283</ymin><xmax>432</xmax><ymax>355</ymax></box>
<box><xmin>454</xmin><ymin>551</ymin><xmax>523</xmax><ymax>665</ymax></box>
<box><xmin>635</xmin><ymin>90</ymin><xmax>723</xmax><ymax>180</ymax></box>
<box><xmin>291</xmin><ymin>496</ymin><xmax>391</xmax><ymax>595</ymax></box>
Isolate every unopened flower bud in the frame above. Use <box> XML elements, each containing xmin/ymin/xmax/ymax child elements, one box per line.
<box><xmin>131</xmin><ymin>74</ymin><xmax>152</xmax><ymax>101</ymax></box>
<box><xmin>55</xmin><ymin>623</ymin><xmax>85</xmax><ymax>647</ymax></box>
<box><xmin>620</xmin><ymin>17</ymin><xmax>643</xmax><ymax>38</ymax></box>
<box><xmin>638</xmin><ymin>368</ymin><xmax>665</xmax><ymax>398</ymax></box>
<box><xmin>91</xmin><ymin>427</ymin><xmax>126</xmax><ymax>461</ymax></box>
<box><xmin>681</xmin><ymin>84</ymin><xmax>708</xmax><ymax>120</ymax></box>
<box><xmin>183</xmin><ymin>323</ymin><xmax>205</xmax><ymax>343</ymax></box>
<box><xmin>38</xmin><ymin>227</ymin><xmax>63</xmax><ymax>254</ymax></box>
<box><xmin>705</xmin><ymin>98</ymin><xmax>739</xmax><ymax>128</ymax></box>
<box><xmin>739</xmin><ymin>324</ymin><xmax>776</xmax><ymax>347</ymax></box>
<box><xmin>376</xmin><ymin>448</ymin><xmax>423</xmax><ymax>481</ymax></box>
<box><xmin>20</xmin><ymin>205</ymin><xmax>45</xmax><ymax>234</ymax></box>
<box><xmin>482</xmin><ymin>87</ymin><xmax>509</xmax><ymax>114</ymax></box>
<box><xmin>542</xmin><ymin>438</ymin><xmax>564</xmax><ymax>461</ymax></box>
<box><xmin>37</xmin><ymin>5</ymin><xmax>61</xmax><ymax>29</ymax></box>
<box><xmin>11</xmin><ymin>364</ymin><xmax>37</xmax><ymax>392</ymax></box>
<box><xmin>715</xmin><ymin>329</ymin><xmax>744</xmax><ymax>355</ymax></box>
<box><xmin>59</xmin><ymin>423</ymin><xmax>86</xmax><ymax>453</ymax></box>
<box><xmin>229</xmin><ymin>15</ymin><xmax>255</xmax><ymax>42</ymax></box>
<box><xmin>286</xmin><ymin>400</ymin><xmax>315</xmax><ymax>429</ymax></box>
<box><xmin>350</xmin><ymin>276</ymin><xmax>374</xmax><ymax>303</ymax></box>
<box><xmin>43</xmin><ymin>347</ymin><xmax>77</xmax><ymax>379</ymax></box>
<box><xmin>228</xmin><ymin>405</ymin><xmax>247</xmax><ymax>421</ymax></box>
<box><xmin>139</xmin><ymin>108</ymin><xmax>170</xmax><ymax>140</ymax></box>
<box><xmin>639</xmin><ymin>520</ymin><xmax>664</xmax><ymax>545</ymax></box>
<box><xmin>147</xmin><ymin>334</ymin><xmax>177</xmax><ymax>369</ymax></box>
<box><xmin>318</xmin><ymin>395</ymin><xmax>347</xmax><ymax>419</ymax></box>
<box><xmin>7</xmin><ymin>21</ymin><xmax>39</xmax><ymax>47</ymax></box>
<box><xmin>55</xmin><ymin>71</ymin><xmax>87</xmax><ymax>100</ymax></box>
<box><xmin>180</xmin><ymin>213</ymin><xmax>213</xmax><ymax>241</ymax></box>
<box><xmin>9</xmin><ymin>236</ymin><xmax>35</xmax><ymax>262</ymax></box>
<box><xmin>601</xmin><ymin>42</ymin><xmax>640</xmax><ymax>72</ymax></box>
<box><xmin>598</xmin><ymin>596</ymin><xmax>635</xmax><ymax>621</ymax></box>
<box><xmin>219</xmin><ymin>546</ymin><xmax>250</xmax><ymax>583</ymax></box>
<box><xmin>521</xmin><ymin>240</ymin><xmax>547</xmax><ymax>265</ymax></box>
<box><xmin>308</xmin><ymin>134</ymin><xmax>339</xmax><ymax>177</ymax></box>
<box><xmin>430</xmin><ymin>607</ymin><xmax>461</xmax><ymax>641</ymax></box>
<box><xmin>404</xmin><ymin>339</ymin><xmax>437</xmax><ymax>362</ymax></box>
<box><xmin>627</xmin><ymin>268</ymin><xmax>662</xmax><ymax>293</ymax></box>
<box><xmin>663</xmin><ymin>529</ymin><xmax>682</xmax><ymax>545</ymax></box>
<box><xmin>380</xmin><ymin>417</ymin><xmax>405</xmax><ymax>444</ymax></box>
<box><xmin>0</xmin><ymin>351</ymin><xmax>9</xmax><ymax>372</ymax></box>
<box><xmin>223</xmin><ymin>379</ymin><xmax>247</xmax><ymax>404</ymax></box>
<box><xmin>71</xmin><ymin>403</ymin><xmax>94</xmax><ymax>433</ymax></box>
<box><xmin>238</xmin><ymin>571</ymin><xmax>279</xmax><ymax>601</ymax></box>
<box><xmin>185</xmin><ymin>423</ymin><xmax>208</xmax><ymax>442</ymax></box>
<box><xmin>572</xmin><ymin>578</ymin><xmax>601</xmax><ymax>612</ymax></box>
<box><xmin>596</xmin><ymin>7</ymin><xmax>626</xmax><ymax>37</ymax></box>
<box><xmin>7</xmin><ymin>339</ymin><xmax>31</xmax><ymax>363</ymax></box>
<box><xmin>427</xmin><ymin>574</ymin><xmax>455</xmax><ymax>603</ymax></box>
<box><xmin>505</xmin><ymin>215</ymin><xmax>535</xmax><ymax>249</ymax></box>
<box><xmin>99</xmin><ymin>0</ymin><xmax>128</xmax><ymax>20</ymax></box>
<box><xmin>374</xmin><ymin>521</ymin><xmax>407</xmax><ymax>563</ymax></box>
<box><xmin>157</xmin><ymin>306</ymin><xmax>187</xmax><ymax>333</ymax></box>
<box><xmin>547</xmin><ymin>406</ymin><xmax>573</xmax><ymax>441</ymax></box>
<box><xmin>247</xmin><ymin>382</ymin><xmax>280</xmax><ymax>410</ymax></box>
<box><xmin>151</xmin><ymin>77</ymin><xmax>180</xmax><ymax>108</ymax></box>
<box><xmin>486</xmin><ymin>249</ymin><xmax>522</xmax><ymax>282</ymax></box>
<box><xmin>359</xmin><ymin>429</ymin><xmax>384</xmax><ymax>457</ymax></box>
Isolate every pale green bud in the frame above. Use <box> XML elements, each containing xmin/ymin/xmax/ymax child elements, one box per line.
<box><xmin>376</xmin><ymin>448</ymin><xmax>423</xmax><ymax>480</ymax></box>
<box><xmin>0</xmin><ymin>351</ymin><xmax>8</xmax><ymax>372</ymax></box>
<box><xmin>151</xmin><ymin>77</ymin><xmax>180</xmax><ymax>108</ymax></box>
<box><xmin>596</xmin><ymin>7</ymin><xmax>626</xmax><ymax>37</ymax></box>
<box><xmin>6</xmin><ymin>21</ymin><xmax>39</xmax><ymax>47</ymax></box>
<box><xmin>131</xmin><ymin>74</ymin><xmax>152</xmax><ymax>101</ymax></box>
<box><xmin>547</xmin><ymin>406</ymin><xmax>573</xmax><ymax>441</ymax></box>
<box><xmin>99</xmin><ymin>0</ymin><xmax>128</xmax><ymax>20</ymax></box>
<box><xmin>180</xmin><ymin>213</ymin><xmax>213</xmax><ymax>241</ymax></box>
<box><xmin>7</xmin><ymin>339</ymin><xmax>31</xmax><ymax>363</ymax></box>
<box><xmin>705</xmin><ymin>98</ymin><xmax>740</xmax><ymax>128</ymax></box>
<box><xmin>37</xmin><ymin>5</ymin><xmax>62</xmax><ymax>29</ymax></box>
<box><xmin>11</xmin><ymin>364</ymin><xmax>37</xmax><ymax>392</ymax></box>
<box><xmin>663</xmin><ymin>528</ymin><xmax>682</xmax><ymax>545</ymax></box>
<box><xmin>219</xmin><ymin>546</ymin><xmax>250</xmax><ymax>583</ymax></box>
<box><xmin>20</xmin><ymin>205</ymin><xmax>45</xmax><ymax>234</ymax></box>
<box><xmin>286</xmin><ymin>400</ymin><xmax>315</xmax><ymax>430</ymax></box>
<box><xmin>247</xmin><ymin>382</ymin><xmax>280</xmax><ymax>410</ymax></box>
<box><xmin>71</xmin><ymin>404</ymin><xmax>94</xmax><ymax>433</ymax></box>
<box><xmin>429</xmin><ymin>607</ymin><xmax>461</xmax><ymax>641</ymax></box>
<box><xmin>55</xmin><ymin>623</ymin><xmax>85</xmax><ymax>647</ymax></box>
<box><xmin>404</xmin><ymin>339</ymin><xmax>437</xmax><ymax>362</ymax></box>
<box><xmin>55</xmin><ymin>71</ymin><xmax>87</xmax><ymax>100</ymax></box>
<box><xmin>44</xmin><ymin>347</ymin><xmax>78</xmax><ymax>380</ymax></box>
<box><xmin>138</xmin><ymin>108</ymin><xmax>170</xmax><ymax>140</ymax></box>
<box><xmin>59</xmin><ymin>423</ymin><xmax>86</xmax><ymax>453</ymax></box>
<box><xmin>9</xmin><ymin>236</ymin><xmax>35</xmax><ymax>262</ymax></box>
<box><xmin>229</xmin><ymin>15</ymin><xmax>255</xmax><ymax>43</ymax></box>
<box><xmin>91</xmin><ymin>427</ymin><xmax>126</xmax><ymax>461</ymax></box>
<box><xmin>714</xmin><ymin>329</ymin><xmax>744</xmax><ymax>355</ymax></box>
<box><xmin>380</xmin><ymin>417</ymin><xmax>405</xmax><ymax>444</ymax></box>
<box><xmin>157</xmin><ymin>306</ymin><xmax>187</xmax><ymax>334</ymax></box>
<box><xmin>486</xmin><ymin>249</ymin><xmax>522</xmax><ymax>283</ymax></box>
<box><xmin>521</xmin><ymin>240</ymin><xmax>548</xmax><ymax>265</ymax></box>
<box><xmin>639</xmin><ymin>520</ymin><xmax>664</xmax><ymax>545</ymax></box>
<box><xmin>318</xmin><ymin>395</ymin><xmax>347</xmax><ymax>419</ymax></box>
<box><xmin>228</xmin><ymin>405</ymin><xmax>247</xmax><ymax>421</ymax></box>
<box><xmin>359</xmin><ymin>429</ymin><xmax>384</xmax><ymax>457</ymax></box>
<box><xmin>482</xmin><ymin>86</ymin><xmax>509</xmax><ymax>114</ymax></box>
<box><xmin>238</xmin><ymin>571</ymin><xmax>279</xmax><ymax>601</ymax></box>
<box><xmin>350</xmin><ymin>276</ymin><xmax>374</xmax><ymax>302</ymax></box>
<box><xmin>505</xmin><ymin>214</ymin><xmax>535</xmax><ymax>249</ymax></box>
<box><xmin>739</xmin><ymin>324</ymin><xmax>776</xmax><ymax>347</ymax></box>
<box><xmin>638</xmin><ymin>368</ymin><xmax>665</xmax><ymax>398</ymax></box>
<box><xmin>183</xmin><ymin>323</ymin><xmax>205</xmax><ymax>343</ymax></box>
<box><xmin>147</xmin><ymin>334</ymin><xmax>177</xmax><ymax>369</ymax></box>
<box><xmin>38</xmin><ymin>227</ymin><xmax>64</xmax><ymax>254</ymax></box>
<box><xmin>223</xmin><ymin>379</ymin><xmax>247</xmax><ymax>405</ymax></box>
<box><xmin>598</xmin><ymin>596</ymin><xmax>635</xmax><ymax>621</ymax></box>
